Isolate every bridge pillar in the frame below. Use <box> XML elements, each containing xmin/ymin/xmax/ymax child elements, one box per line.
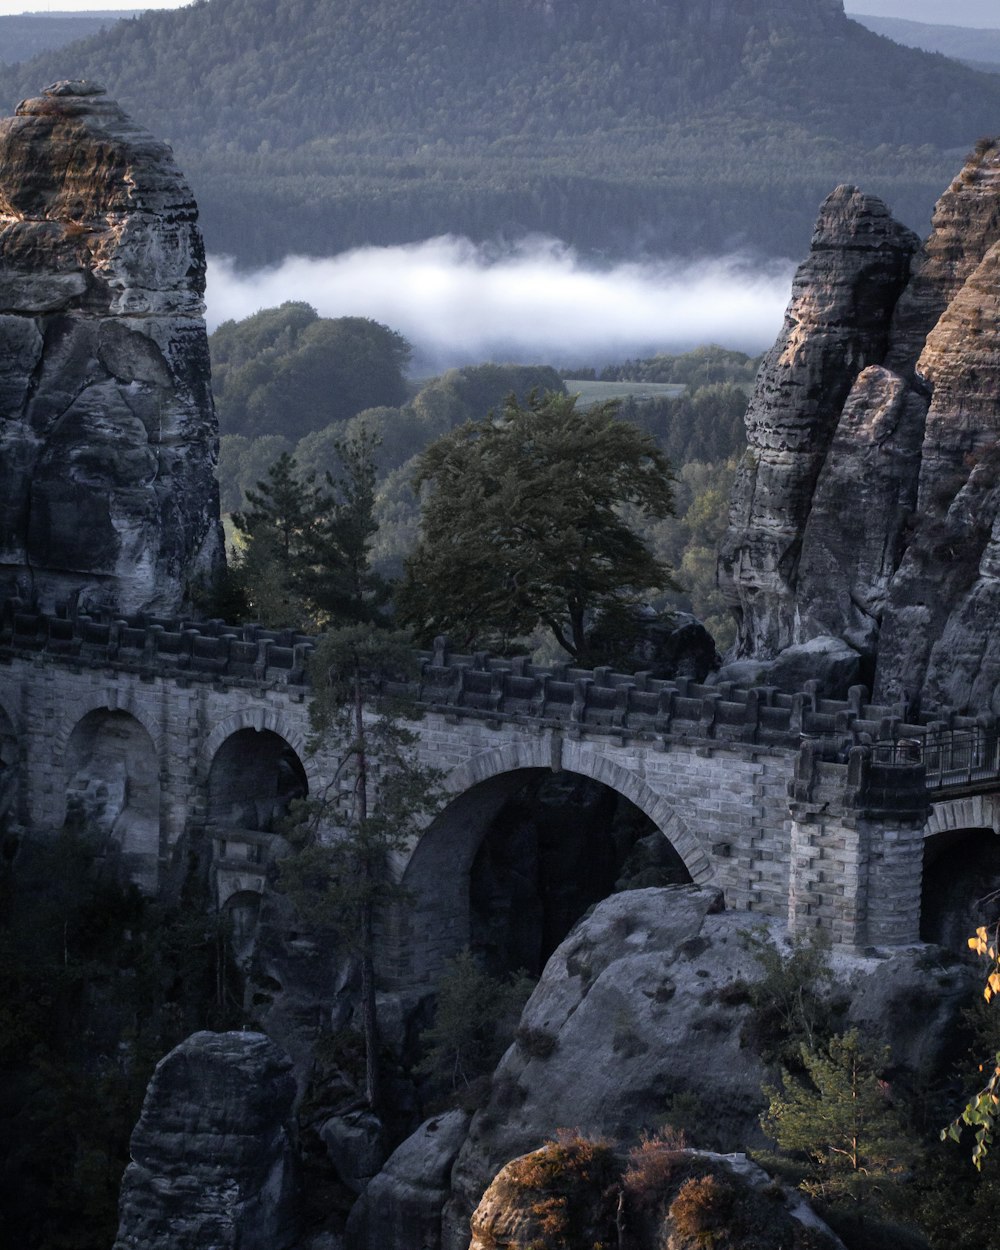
<box><xmin>788</xmin><ymin>744</ymin><xmax>928</xmax><ymax>948</ymax></box>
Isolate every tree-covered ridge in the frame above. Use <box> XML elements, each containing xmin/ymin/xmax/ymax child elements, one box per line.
<box><xmin>3</xmin><ymin>0</ymin><xmax>1000</xmax><ymax>261</ymax></box>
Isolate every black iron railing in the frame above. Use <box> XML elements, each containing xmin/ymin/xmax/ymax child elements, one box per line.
<box><xmin>874</xmin><ymin>728</ymin><xmax>1000</xmax><ymax>792</ymax></box>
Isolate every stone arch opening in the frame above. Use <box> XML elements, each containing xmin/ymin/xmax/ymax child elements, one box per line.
<box><xmin>207</xmin><ymin>729</ymin><xmax>308</xmax><ymax>833</ymax></box>
<box><xmin>222</xmin><ymin>889</ymin><xmax>263</xmax><ymax>970</ymax></box>
<box><xmin>921</xmin><ymin>825</ymin><xmax>1000</xmax><ymax>951</ymax></box>
<box><xmin>63</xmin><ymin>709</ymin><xmax>160</xmax><ymax>887</ymax></box>
<box><xmin>397</xmin><ymin>766</ymin><xmax>694</xmax><ymax>987</ymax></box>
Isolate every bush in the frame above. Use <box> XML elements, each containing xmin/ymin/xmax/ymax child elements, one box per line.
<box><xmin>416</xmin><ymin>948</ymin><xmax>533</xmax><ymax>1104</ymax></box>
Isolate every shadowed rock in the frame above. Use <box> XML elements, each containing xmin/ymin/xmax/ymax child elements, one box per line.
<box><xmin>0</xmin><ymin>80</ymin><xmax>223</xmax><ymax>614</ymax></box>
<box><xmin>113</xmin><ymin>1031</ymin><xmax>298</xmax><ymax>1250</ymax></box>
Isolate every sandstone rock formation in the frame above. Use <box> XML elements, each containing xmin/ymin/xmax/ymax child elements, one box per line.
<box><xmin>719</xmin><ymin>186</ymin><xmax>919</xmax><ymax>660</ymax></box>
<box><xmin>114</xmin><ymin>1031</ymin><xmax>298</xmax><ymax>1250</ymax></box>
<box><xmin>436</xmin><ymin>886</ymin><xmax>972</xmax><ymax>1250</ymax></box>
<box><xmin>467</xmin><ymin>1144</ymin><xmax>844</xmax><ymax>1250</ymax></box>
<box><xmin>345</xmin><ymin>1109</ymin><xmax>471</xmax><ymax>1250</ymax></box>
<box><xmin>0</xmin><ymin>80</ymin><xmax>223</xmax><ymax>615</ymax></box>
<box><xmin>721</xmin><ymin>137</ymin><xmax>1000</xmax><ymax>713</ymax></box>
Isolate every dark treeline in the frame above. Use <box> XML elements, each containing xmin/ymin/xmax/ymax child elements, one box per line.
<box><xmin>2</xmin><ymin>0</ymin><xmax>999</xmax><ymax>263</ymax></box>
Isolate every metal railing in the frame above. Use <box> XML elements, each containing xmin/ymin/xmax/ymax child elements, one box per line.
<box><xmin>874</xmin><ymin>728</ymin><xmax>1000</xmax><ymax>792</ymax></box>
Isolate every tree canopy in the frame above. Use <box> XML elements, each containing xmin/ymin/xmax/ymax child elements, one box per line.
<box><xmin>399</xmin><ymin>391</ymin><xmax>677</xmax><ymax>660</ymax></box>
<box><xmin>210</xmin><ymin>305</ymin><xmax>411</xmax><ymax>441</ymax></box>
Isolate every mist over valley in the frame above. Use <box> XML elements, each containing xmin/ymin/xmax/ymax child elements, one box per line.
<box><xmin>206</xmin><ymin>238</ymin><xmax>796</xmax><ymax>373</ymax></box>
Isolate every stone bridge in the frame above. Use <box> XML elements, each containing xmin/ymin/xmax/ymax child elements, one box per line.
<box><xmin>1</xmin><ymin>601</ymin><xmax>998</xmax><ymax>987</ymax></box>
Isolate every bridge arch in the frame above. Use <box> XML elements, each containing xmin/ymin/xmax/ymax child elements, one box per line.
<box><xmin>205</xmin><ymin>723</ymin><xmax>310</xmax><ymax>834</ymax></box>
<box><xmin>392</xmin><ymin>741</ymin><xmax>715</xmax><ymax>988</ymax></box>
<box><xmin>53</xmin><ymin>694</ymin><xmax>162</xmax><ymax>764</ymax></box>
<box><xmin>200</xmin><ymin>709</ymin><xmax>315</xmax><ymax>786</ymax></box>
<box><xmin>921</xmin><ymin>795</ymin><xmax>1000</xmax><ymax>950</ymax></box>
<box><xmin>60</xmin><ymin>708</ymin><xmax>162</xmax><ymax>890</ymax></box>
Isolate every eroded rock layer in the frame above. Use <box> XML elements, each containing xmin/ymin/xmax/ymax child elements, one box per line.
<box><xmin>718</xmin><ymin>186</ymin><xmax>919</xmax><ymax>659</ymax></box>
<box><xmin>721</xmin><ymin>138</ymin><xmax>1000</xmax><ymax>713</ymax></box>
<box><xmin>0</xmin><ymin>80</ymin><xmax>222</xmax><ymax>614</ymax></box>
<box><xmin>113</xmin><ymin>1031</ymin><xmax>298</xmax><ymax>1250</ymax></box>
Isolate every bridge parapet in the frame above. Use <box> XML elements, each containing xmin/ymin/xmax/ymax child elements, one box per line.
<box><xmin>2</xmin><ymin>600</ymin><xmax>986</xmax><ymax>755</ymax></box>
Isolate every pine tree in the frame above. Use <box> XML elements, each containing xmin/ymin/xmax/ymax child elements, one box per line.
<box><xmin>762</xmin><ymin>1028</ymin><xmax>912</xmax><ymax>1207</ymax></box>
<box><xmin>279</xmin><ymin>626</ymin><xmax>441</xmax><ymax>1110</ymax></box>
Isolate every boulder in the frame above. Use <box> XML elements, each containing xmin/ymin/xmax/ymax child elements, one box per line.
<box><xmin>345</xmin><ymin>1110</ymin><xmax>471</xmax><ymax>1250</ymax></box>
<box><xmin>437</xmin><ymin>888</ymin><xmax>974</xmax><ymax>1250</ymax></box>
<box><xmin>319</xmin><ymin>1109</ymin><xmax>387</xmax><ymax>1195</ymax></box>
<box><xmin>467</xmin><ymin>1143</ymin><xmax>846</xmax><ymax>1250</ymax></box>
<box><xmin>114</xmin><ymin>1030</ymin><xmax>298</xmax><ymax>1250</ymax></box>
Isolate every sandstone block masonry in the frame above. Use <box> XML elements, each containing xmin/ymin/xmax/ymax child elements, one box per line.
<box><xmin>3</xmin><ymin>604</ymin><xmax>987</xmax><ymax>977</ymax></box>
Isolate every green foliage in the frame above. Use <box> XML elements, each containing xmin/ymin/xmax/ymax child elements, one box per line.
<box><xmin>210</xmin><ymin>304</ymin><xmax>410</xmax><ymax>441</ymax></box>
<box><xmin>943</xmin><ymin>924</ymin><xmax>1000</xmax><ymax>1167</ymax></box>
<box><xmin>231</xmin><ymin>429</ymin><xmax>387</xmax><ymax>629</ymax></box>
<box><xmin>740</xmin><ymin>928</ymin><xmax>837</xmax><ymax>1068</ymax></box>
<box><xmin>761</xmin><ymin>1029</ymin><xmax>913</xmax><ymax>1208</ymax></box>
<box><xmin>5</xmin><ymin>0</ymin><xmax>1000</xmax><ymax>263</ymax></box>
<box><xmin>217</xmin><ymin>433</ymin><xmax>294</xmax><ymax>514</ymax></box>
<box><xmin>416</xmin><ymin>948</ymin><xmax>533</xmax><ymax>1104</ymax></box>
<box><xmin>280</xmin><ymin>623</ymin><xmax>442</xmax><ymax>1106</ymax></box>
<box><xmin>600</xmin><ymin>345</ymin><xmax>761</xmax><ymax>390</ymax></box>
<box><xmin>0</xmin><ymin>829</ymin><xmax>239</xmax><ymax>1250</ymax></box>
<box><xmin>400</xmin><ymin>390</ymin><xmax>676</xmax><ymax>660</ymax></box>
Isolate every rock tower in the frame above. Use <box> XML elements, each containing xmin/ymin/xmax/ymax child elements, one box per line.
<box><xmin>720</xmin><ymin>138</ymin><xmax>1000</xmax><ymax>715</ymax></box>
<box><xmin>0</xmin><ymin>80</ymin><xmax>223</xmax><ymax>615</ymax></box>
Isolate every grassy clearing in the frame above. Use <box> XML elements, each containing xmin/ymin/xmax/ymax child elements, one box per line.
<box><xmin>564</xmin><ymin>379</ymin><xmax>687</xmax><ymax>408</ymax></box>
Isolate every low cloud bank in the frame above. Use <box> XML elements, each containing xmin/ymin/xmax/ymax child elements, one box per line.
<box><xmin>206</xmin><ymin>236</ymin><xmax>794</xmax><ymax>371</ymax></box>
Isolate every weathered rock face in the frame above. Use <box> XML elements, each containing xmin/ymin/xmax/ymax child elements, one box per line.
<box><xmin>467</xmin><ymin>1145</ymin><xmax>844</xmax><ymax>1250</ymax></box>
<box><xmin>345</xmin><ymin>1110</ymin><xmax>471</xmax><ymax>1250</ymax></box>
<box><xmin>719</xmin><ymin>186</ymin><xmax>919</xmax><ymax>660</ymax></box>
<box><xmin>721</xmin><ymin>138</ymin><xmax>1000</xmax><ymax>712</ymax></box>
<box><xmin>437</xmin><ymin>887</ymin><xmax>971</xmax><ymax>1250</ymax></box>
<box><xmin>0</xmin><ymin>80</ymin><xmax>223</xmax><ymax>615</ymax></box>
<box><xmin>114</xmin><ymin>1031</ymin><xmax>298</xmax><ymax>1250</ymax></box>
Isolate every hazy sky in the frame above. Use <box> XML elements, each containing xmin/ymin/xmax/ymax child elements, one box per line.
<box><xmin>847</xmin><ymin>1</ymin><xmax>999</xmax><ymax>26</ymax></box>
<box><xmin>2</xmin><ymin>1</ymin><xmax>998</xmax><ymax>24</ymax></box>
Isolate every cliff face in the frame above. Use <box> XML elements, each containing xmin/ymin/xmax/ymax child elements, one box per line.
<box><xmin>0</xmin><ymin>80</ymin><xmax>223</xmax><ymax>615</ymax></box>
<box><xmin>720</xmin><ymin>138</ymin><xmax>1000</xmax><ymax>713</ymax></box>
<box><xmin>114</xmin><ymin>1031</ymin><xmax>298</xmax><ymax>1250</ymax></box>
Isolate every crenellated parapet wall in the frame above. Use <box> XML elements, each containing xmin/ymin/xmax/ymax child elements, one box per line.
<box><xmin>0</xmin><ymin>601</ymin><xmax>988</xmax><ymax>957</ymax></box>
<box><xmin>3</xmin><ymin>602</ymin><xmax>990</xmax><ymax>752</ymax></box>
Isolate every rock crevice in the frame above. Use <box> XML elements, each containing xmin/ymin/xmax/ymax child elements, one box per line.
<box><xmin>0</xmin><ymin>80</ymin><xmax>223</xmax><ymax>615</ymax></box>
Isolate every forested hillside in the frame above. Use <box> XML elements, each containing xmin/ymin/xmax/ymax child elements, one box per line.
<box><xmin>3</xmin><ymin>0</ymin><xmax>1000</xmax><ymax>263</ymax></box>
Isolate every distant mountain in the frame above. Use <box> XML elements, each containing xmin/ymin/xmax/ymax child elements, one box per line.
<box><xmin>851</xmin><ymin>13</ymin><xmax>1000</xmax><ymax>70</ymax></box>
<box><xmin>846</xmin><ymin>1</ymin><xmax>998</xmax><ymax>26</ymax></box>
<box><xmin>2</xmin><ymin>0</ymin><xmax>1000</xmax><ymax>265</ymax></box>
<box><xmin>0</xmin><ymin>11</ymin><xmax>136</xmax><ymax>67</ymax></box>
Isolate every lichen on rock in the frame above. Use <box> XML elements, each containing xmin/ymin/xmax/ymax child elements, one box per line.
<box><xmin>0</xmin><ymin>80</ymin><xmax>223</xmax><ymax>615</ymax></box>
